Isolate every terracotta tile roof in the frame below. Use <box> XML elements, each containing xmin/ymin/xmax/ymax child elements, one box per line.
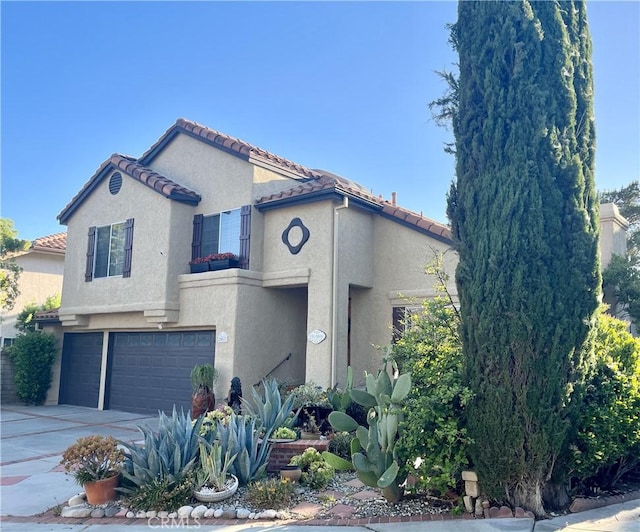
<box><xmin>58</xmin><ymin>117</ymin><xmax>449</xmax><ymax>242</ymax></box>
<box><xmin>141</xmin><ymin>118</ymin><xmax>324</xmax><ymax>180</ymax></box>
<box><xmin>30</xmin><ymin>232</ymin><xmax>67</xmax><ymax>253</ymax></box>
<box><xmin>34</xmin><ymin>307</ymin><xmax>60</xmax><ymax>322</ymax></box>
<box><xmin>58</xmin><ymin>154</ymin><xmax>200</xmax><ymax>224</ymax></box>
<box><xmin>109</xmin><ymin>154</ymin><xmax>201</xmax><ymax>203</ymax></box>
<box><xmin>256</xmin><ymin>174</ymin><xmax>452</xmax><ymax>242</ymax></box>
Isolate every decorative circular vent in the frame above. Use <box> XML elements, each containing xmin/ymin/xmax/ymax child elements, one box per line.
<box><xmin>109</xmin><ymin>172</ymin><xmax>122</xmax><ymax>195</ymax></box>
<box><xmin>282</xmin><ymin>217</ymin><xmax>310</xmax><ymax>255</ymax></box>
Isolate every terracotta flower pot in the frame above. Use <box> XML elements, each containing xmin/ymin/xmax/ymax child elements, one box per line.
<box><xmin>84</xmin><ymin>474</ymin><xmax>119</xmax><ymax>505</ymax></box>
<box><xmin>191</xmin><ymin>389</ymin><xmax>215</xmax><ymax>419</ymax></box>
<box><xmin>280</xmin><ymin>465</ymin><xmax>302</xmax><ymax>482</ymax></box>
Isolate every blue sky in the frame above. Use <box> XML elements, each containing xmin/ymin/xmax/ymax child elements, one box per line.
<box><xmin>1</xmin><ymin>1</ymin><xmax>639</xmax><ymax>241</ymax></box>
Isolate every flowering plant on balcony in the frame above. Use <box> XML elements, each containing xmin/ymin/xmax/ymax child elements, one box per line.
<box><xmin>189</xmin><ymin>252</ymin><xmax>238</xmax><ymax>265</ymax></box>
<box><xmin>209</xmin><ymin>252</ymin><xmax>238</xmax><ymax>261</ymax></box>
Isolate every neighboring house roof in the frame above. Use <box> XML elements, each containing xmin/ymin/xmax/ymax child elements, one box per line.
<box><xmin>30</xmin><ymin>232</ymin><xmax>67</xmax><ymax>254</ymax></box>
<box><xmin>34</xmin><ymin>307</ymin><xmax>60</xmax><ymax>323</ymax></box>
<box><xmin>8</xmin><ymin>232</ymin><xmax>67</xmax><ymax>260</ymax></box>
<box><xmin>58</xmin><ymin>154</ymin><xmax>201</xmax><ymax>224</ymax></box>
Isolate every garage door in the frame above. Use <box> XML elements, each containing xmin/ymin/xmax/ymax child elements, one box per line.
<box><xmin>106</xmin><ymin>331</ymin><xmax>215</xmax><ymax>415</ymax></box>
<box><xmin>59</xmin><ymin>332</ymin><xmax>103</xmax><ymax>408</ymax></box>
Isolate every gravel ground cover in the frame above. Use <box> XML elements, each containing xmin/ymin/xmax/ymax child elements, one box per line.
<box><xmin>223</xmin><ymin>471</ymin><xmax>454</xmax><ymax>520</ymax></box>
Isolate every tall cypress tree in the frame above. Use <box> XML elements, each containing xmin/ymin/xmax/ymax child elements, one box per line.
<box><xmin>446</xmin><ymin>1</ymin><xmax>600</xmax><ymax>516</ymax></box>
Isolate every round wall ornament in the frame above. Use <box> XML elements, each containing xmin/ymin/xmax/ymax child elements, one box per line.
<box><xmin>282</xmin><ymin>217</ymin><xmax>310</xmax><ymax>255</ymax></box>
<box><xmin>307</xmin><ymin>329</ymin><xmax>327</xmax><ymax>344</ymax></box>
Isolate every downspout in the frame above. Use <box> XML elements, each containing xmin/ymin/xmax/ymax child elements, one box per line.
<box><xmin>331</xmin><ymin>195</ymin><xmax>349</xmax><ymax>387</ymax></box>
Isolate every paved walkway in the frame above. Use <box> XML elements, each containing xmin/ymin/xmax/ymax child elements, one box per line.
<box><xmin>1</xmin><ymin>404</ymin><xmax>638</xmax><ymax>531</ymax></box>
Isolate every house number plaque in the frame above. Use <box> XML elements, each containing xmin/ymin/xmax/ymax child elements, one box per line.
<box><xmin>307</xmin><ymin>329</ymin><xmax>326</xmax><ymax>344</ymax></box>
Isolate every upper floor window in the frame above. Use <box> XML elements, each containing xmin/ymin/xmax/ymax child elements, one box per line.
<box><xmin>95</xmin><ymin>222</ymin><xmax>125</xmax><ymax>277</ymax></box>
<box><xmin>191</xmin><ymin>206</ymin><xmax>251</xmax><ymax>269</ymax></box>
<box><xmin>201</xmin><ymin>209</ymin><xmax>241</xmax><ymax>257</ymax></box>
<box><xmin>85</xmin><ymin>219</ymin><xmax>134</xmax><ymax>282</ymax></box>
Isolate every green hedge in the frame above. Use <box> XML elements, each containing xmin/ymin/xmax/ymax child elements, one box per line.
<box><xmin>569</xmin><ymin>313</ymin><xmax>640</xmax><ymax>490</ymax></box>
<box><xmin>7</xmin><ymin>331</ymin><xmax>57</xmax><ymax>405</ymax></box>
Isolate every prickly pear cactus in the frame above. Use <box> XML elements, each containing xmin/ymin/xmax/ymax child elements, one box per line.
<box><xmin>328</xmin><ymin>359</ymin><xmax>411</xmax><ymax>503</ymax></box>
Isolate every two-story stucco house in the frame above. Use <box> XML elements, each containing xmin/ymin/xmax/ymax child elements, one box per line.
<box><xmin>42</xmin><ymin>118</ymin><xmax>456</xmax><ymax>415</ymax></box>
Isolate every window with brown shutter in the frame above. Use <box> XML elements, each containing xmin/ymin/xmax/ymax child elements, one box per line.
<box><xmin>85</xmin><ymin>226</ymin><xmax>96</xmax><ymax>282</ymax></box>
<box><xmin>191</xmin><ymin>206</ymin><xmax>250</xmax><ymax>269</ymax></box>
<box><xmin>86</xmin><ymin>220</ymin><xmax>133</xmax><ymax>279</ymax></box>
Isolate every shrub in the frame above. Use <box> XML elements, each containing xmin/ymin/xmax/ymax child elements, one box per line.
<box><xmin>286</xmin><ymin>381</ymin><xmax>331</xmax><ymax>409</ymax></box>
<box><xmin>328</xmin><ymin>432</ymin><xmax>352</xmax><ymax>461</ymax></box>
<box><xmin>7</xmin><ymin>331</ymin><xmax>57</xmax><ymax>405</ymax></box>
<box><xmin>246</xmin><ymin>477</ymin><xmax>295</xmax><ymax>509</ymax></box>
<box><xmin>568</xmin><ymin>313</ymin><xmax>640</xmax><ymax>490</ymax></box>
<box><xmin>289</xmin><ymin>447</ymin><xmax>334</xmax><ymax>489</ymax></box>
<box><xmin>122</xmin><ymin>474</ymin><xmax>195</xmax><ymax>511</ymax></box>
<box><xmin>392</xmin><ymin>293</ymin><xmax>472</xmax><ymax>496</ymax></box>
<box><xmin>272</xmin><ymin>426</ymin><xmax>297</xmax><ymax>440</ymax></box>
<box><xmin>15</xmin><ymin>294</ymin><xmax>60</xmax><ymax>334</ymax></box>
<box><xmin>197</xmin><ymin>405</ymin><xmax>234</xmax><ymax>440</ymax></box>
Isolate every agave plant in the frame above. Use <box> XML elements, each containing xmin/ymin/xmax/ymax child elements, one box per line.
<box><xmin>118</xmin><ymin>407</ymin><xmax>204</xmax><ymax>494</ymax></box>
<box><xmin>241</xmin><ymin>378</ymin><xmax>299</xmax><ymax>432</ymax></box>
<box><xmin>196</xmin><ymin>440</ymin><xmax>237</xmax><ymax>491</ymax></box>
<box><xmin>214</xmin><ymin>413</ymin><xmax>273</xmax><ymax>485</ymax></box>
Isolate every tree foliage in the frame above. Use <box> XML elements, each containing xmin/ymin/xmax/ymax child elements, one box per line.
<box><xmin>446</xmin><ymin>1</ymin><xmax>600</xmax><ymax>516</ymax></box>
<box><xmin>16</xmin><ymin>294</ymin><xmax>61</xmax><ymax>334</ymax></box>
<box><xmin>392</xmin><ymin>256</ymin><xmax>472</xmax><ymax>496</ymax></box>
<box><xmin>0</xmin><ymin>218</ymin><xmax>29</xmax><ymax>311</ymax></box>
<box><xmin>569</xmin><ymin>312</ymin><xmax>640</xmax><ymax>491</ymax></box>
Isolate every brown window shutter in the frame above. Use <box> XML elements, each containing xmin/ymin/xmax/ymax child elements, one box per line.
<box><xmin>192</xmin><ymin>214</ymin><xmax>203</xmax><ymax>261</ymax></box>
<box><xmin>85</xmin><ymin>226</ymin><xmax>96</xmax><ymax>282</ymax></box>
<box><xmin>239</xmin><ymin>205</ymin><xmax>251</xmax><ymax>270</ymax></box>
<box><xmin>392</xmin><ymin>306</ymin><xmax>405</xmax><ymax>343</ymax></box>
<box><xmin>123</xmin><ymin>218</ymin><xmax>134</xmax><ymax>278</ymax></box>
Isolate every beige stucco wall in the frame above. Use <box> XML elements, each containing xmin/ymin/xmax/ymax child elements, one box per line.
<box><xmin>60</xmin><ymin>170</ymin><xmax>190</xmax><ymax>323</ymax></box>
<box><xmin>599</xmin><ymin>202</ymin><xmax>629</xmax><ymax>269</ymax></box>
<box><xmin>1</xmin><ymin>251</ymin><xmax>64</xmax><ymax>341</ymax></box>
<box><xmin>261</xmin><ymin>202</ymin><xmax>336</xmax><ymax>385</ymax></box>
<box><xmin>177</xmin><ymin>270</ymin><xmax>307</xmax><ymax>400</ymax></box>
<box><xmin>348</xmin><ymin>213</ymin><xmax>457</xmax><ymax>382</ymax></box>
<box><xmin>259</xmin><ymin>198</ymin><xmax>457</xmax><ymax>389</ymax></box>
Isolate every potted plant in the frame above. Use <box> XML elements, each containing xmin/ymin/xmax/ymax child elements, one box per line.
<box><xmin>300</xmin><ymin>412</ymin><xmax>321</xmax><ymax>439</ymax></box>
<box><xmin>191</xmin><ymin>363</ymin><xmax>218</xmax><ymax>418</ymax></box>
<box><xmin>60</xmin><ymin>435</ymin><xmax>125</xmax><ymax>505</ymax></box>
<box><xmin>189</xmin><ymin>255</ymin><xmax>210</xmax><ymax>273</ymax></box>
<box><xmin>270</xmin><ymin>426</ymin><xmax>298</xmax><ymax>442</ymax></box>
<box><xmin>194</xmin><ymin>441</ymin><xmax>239</xmax><ymax>502</ymax></box>
<box><xmin>288</xmin><ymin>382</ymin><xmax>332</xmax><ymax>434</ymax></box>
<box><xmin>207</xmin><ymin>252</ymin><xmax>239</xmax><ymax>271</ymax></box>
<box><xmin>280</xmin><ymin>464</ymin><xmax>302</xmax><ymax>482</ymax></box>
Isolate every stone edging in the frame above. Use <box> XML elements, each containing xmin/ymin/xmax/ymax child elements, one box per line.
<box><xmin>568</xmin><ymin>488</ymin><xmax>640</xmax><ymax>513</ymax></box>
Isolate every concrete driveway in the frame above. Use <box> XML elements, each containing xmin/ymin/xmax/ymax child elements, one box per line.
<box><xmin>1</xmin><ymin>404</ymin><xmax>157</xmax><ymax>517</ymax></box>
